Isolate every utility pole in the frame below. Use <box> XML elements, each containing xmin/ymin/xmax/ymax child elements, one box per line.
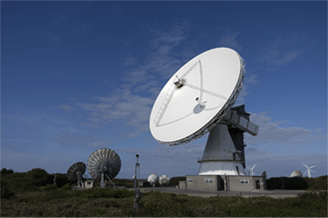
<box><xmin>54</xmin><ymin>172</ymin><xmax>57</xmax><ymax>185</ymax></box>
<box><xmin>134</xmin><ymin>154</ymin><xmax>142</xmax><ymax>209</ymax></box>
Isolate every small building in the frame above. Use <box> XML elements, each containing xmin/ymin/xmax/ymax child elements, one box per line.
<box><xmin>179</xmin><ymin>174</ymin><xmax>266</xmax><ymax>192</ymax></box>
<box><xmin>84</xmin><ymin>178</ymin><xmax>95</xmax><ymax>189</ymax></box>
<box><xmin>139</xmin><ymin>181</ymin><xmax>151</xmax><ymax>187</ymax></box>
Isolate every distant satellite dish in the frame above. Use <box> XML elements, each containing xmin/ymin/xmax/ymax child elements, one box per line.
<box><xmin>87</xmin><ymin>148</ymin><xmax>121</xmax><ymax>188</ymax></box>
<box><xmin>290</xmin><ymin>170</ymin><xmax>302</xmax><ymax>178</ymax></box>
<box><xmin>149</xmin><ymin>47</ymin><xmax>244</xmax><ymax>145</ymax></box>
<box><xmin>147</xmin><ymin>174</ymin><xmax>159</xmax><ymax>184</ymax></box>
<box><xmin>159</xmin><ymin>175</ymin><xmax>170</xmax><ymax>185</ymax></box>
<box><xmin>67</xmin><ymin>161</ymin><xmax>86</xmax><ymax>188</ymax></box>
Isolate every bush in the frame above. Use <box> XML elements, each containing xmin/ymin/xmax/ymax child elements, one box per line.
<box><xmin>169</xmin><ymin>176</ymin><xmax>185</xmax><ymax>186</ymax></box>
<box><xmin>7</xmin><ymin>178</ymin><xmax>39</xmax><ymax>192</ymax></box>
<box><xmin>43</xmin><ymin>184</ymin><xmax>57</xmax><ymax>191</ymax></box>
<box><xmin>25</xmin><ymin>168</ymin><xmax>53</xmax><ymax>186</ymax></box>
<box><xmin>266</xmin><ymin>176</ymin><xmax>327</xmax><ymax>190</ymax></box>
<box><xmin>53</xmin><ymin>173</ymin><xmax>69</xmax><ymax>188</ymax></box>
<box><xmin>1</xmin><ymin>168</ymin><xmax>14</xmax><ymax>175</ymax></box>
<box><xmin>266</xmin><ymin>177</ymin><xmax>308</xmax><ymax>190</ymax></box>
<box><xmin>303</xmin><ymin>176</ymin><xmax>327</xmax><ymax>190</ymax></box>
<box><xmin>112</xmin><ymin>178</ymin><xmax>135</xmax><ymax>186</ymax></box>
<box><xmin>84</xmin><ymin>188</ymin><xmax>134</xmax><ymax>199</ymax></box>
<box><xmin>20</xmin><ymin>181</ymin><xmax>39</xmax><ymax>192</ymax></box>
<box><xmin>1</xmin><ymin>172</ymin><xmax>39</xmax><ymax>193</ymax></box>
<box><xmin>61</xmin><ymin>184</ymin><xmax>72</xmax><ymax>190</ymax></box>
<box><xmin>1</xmin><ymin>181</ymin><xmax>15</xmax><ymax>199</ymax></box>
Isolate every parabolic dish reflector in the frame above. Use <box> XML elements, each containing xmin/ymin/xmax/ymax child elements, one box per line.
<box><xmin>290</xmin><ymin>170</ymin><xmax>302</xmax><ymax>178</ymax></box>
<box><xmin>66</xmin><ymin>161</ymin><xmax>86</xmax><ymax>181</ymax></box>
<box><xmin>159</xmin><ymin>175</ymin><xmax>170</xmax><ymax>185</ymax></box>
<box><xmin>87</xmin><ymin>148</ymin><xmax>121</xmax><ymax>180</ymax></box>
<box><xmin>149</xmin><ymin>47</ymin><xmax>245</xmax><ymax>145</ymax></box>
<box><xmin>147</xmin><ymin>174</ymin><xmax>159</xmax><ymax>183</ymax></box>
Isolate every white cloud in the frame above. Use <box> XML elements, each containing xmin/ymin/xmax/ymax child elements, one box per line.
<box><xmin>37</xmin><ymin>30</ymin><xmax>60</xmax><ymax>46</ymax></box>
<box><xmin>73</xmin><ymin>88</ymin><xmax>154</xmax><ymax>137</ymax></box>
<box><xmin>218</xmin><ymin>31</ymin><xmax>242</xmax><ymax>51</ymax></box>
<box><xmin>121</xmin><ymin>21</ymin><xmax>189</xmax><ymax>94</ymax></box>
<box><xmin>79</xmin><ymin>22</ymin><xmax>95</xmax><ymax>33</ymax></box>
<box><xmin>258</xmin><ymin>36</ymin><xmax>304</xmax><ymax>67</ymax></box>
<box><xmin>47</xmin><ymin>35</ymin><xmax>59</xmax><ymax>45</ymax></box>
<box><xmin>235</xmin><ymin>73</ymin><xmax>259</xmax><ymax>105</ymax></box>
<box><xmin>121</xmin><ymin>57</ymin><xmax>137</xmax><ymax>66</ymax></box>
<box><xmin>119</xmin><ymin>38</ymin><xmax>131</xmax><ymax>46</ymax></box>
<box><xmin>244</xmin><ymin>112</ymin><xmax>326</xmax><ymax>146</ymax></box>
<box><xmin>70</xmin><ymin>22</ymin><xmax>95</xmax><ymax>33</ymax></box>
<box><xmin>50</xmin><ymin>132</ymin><xmax>114</xmax><ymax>148</ymax></box>
<box><xmin>48</xmin><ymin>104</ymin><xmax>75</xmax><ymax>112</ymax></box>
<box><xmin>149</xmin><ymin>21</ymin><xmax>189</xmax><ymax>49</ymax></box>
<box><xmin>52</xmin><ymin>13</ymin><xmax>66</xmax><ymax>27</ymax></box>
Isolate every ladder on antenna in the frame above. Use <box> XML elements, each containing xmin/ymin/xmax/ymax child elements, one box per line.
<box><xmin>154</xmin><ymin>84</ymin><xmax>176</xmax><ymax>125</ymax></box>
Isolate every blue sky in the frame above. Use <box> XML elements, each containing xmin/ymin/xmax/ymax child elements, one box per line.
<box><xmin>2</xmin><ymin>1</ymin><xmax>327</xmax><ymax>179</ymax></box>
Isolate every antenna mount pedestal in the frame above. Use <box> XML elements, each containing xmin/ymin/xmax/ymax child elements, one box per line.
<box><xmin>198</xmin><ymin>122</ymin><xmax>246</xmax><ymax>175</ymax></box>
<box><xmin>198</xmin><ymin>105</ymin><xmax>258</xmax><ymax>176</ymax></box>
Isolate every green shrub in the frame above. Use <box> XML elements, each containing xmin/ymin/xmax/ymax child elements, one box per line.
<box><xmin>1</xmin><ymin>181</ymin><xmax>15</xmax><ymax>199</ymax></box>
<box><xmin>112</xmin><ymin>178</ymin><xmax>135</xmax><ymax>186</ymax></box>
<box><xmin>1</xmin><ymin>168</ymin><xmax>14</xmax><ymax>175</ymax></box>
<box><xmin>84</xmin><ymin>188</ymin><xmax>134</xmax><ymax>199</ymax></box>
<box><xmin>303</xmin><ymin>176</ymin><xmax>327</xmax><ymax>190</ymax></box>
<box><xmin>20</xmin><ymin>181</ymin><xmax>39</xmax><ymax>192</ymax></box>
<box><xmin>61</xmin><ymin>183</ymin><xmax>72</xmax><ymax>190</ymax></box>
<box><xmin>169</xmin><ymin>176</ymin><xmax>185</xmax><ymax>186</ymax></box>
<box><xmin>53</xmin><ymin>173</ymin><xmax>69</xmax><ymax>188</ymax></box>
<box><xmin>25</xmin><ymin>168</ymin><xmax>53</xmax><ymax>186</ymax></box>
<box><xmin>43</xmin><ymin>184</ymin><xmax>57</xmax><ymax>191</ymax></box>
<box><xmin>6</xmin><ymin>179</ymin><xmax>39</xmax><ymax>192</ymax></box>
<box><xmin>266</xmin><ymin>176</ymin><xmax>327</xmax><ymax>190</ymax></box>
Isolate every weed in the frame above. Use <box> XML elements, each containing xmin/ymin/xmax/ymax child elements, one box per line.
<box><xmin>43</xmin><ymin>184</ymin><xmax>57</xmax><ymax>191</ymax></box>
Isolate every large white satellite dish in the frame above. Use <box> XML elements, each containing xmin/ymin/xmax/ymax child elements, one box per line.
<box><xmin>149</xmin><ymin>47</ymin><xmax>259</xmax><ymax>176</ymax></box>
<box><xmin>150</xmin><ymin>47</ymin><xmax>244</xmax><ymax>145</ymax></box>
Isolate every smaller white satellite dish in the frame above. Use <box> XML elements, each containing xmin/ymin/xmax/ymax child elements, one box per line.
<box><xmin>147</xmin><ymin>174</ymin><xmax>159</xmax><ymax>184</ymax></box>
<box><xmin>290</xmin><ymin>170</ymin><xmax>302</xmax><ymax>178</ymax></box>
<box><xmin>159</xmin><ymin>175</ymin><xmax>170</xmax><ymax>185</ymax></box>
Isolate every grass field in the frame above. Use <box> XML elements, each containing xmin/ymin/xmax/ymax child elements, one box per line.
<box><xmin>1</xmin><ymin>187</ymin><xmax>327</xmax><ymax>217</ymax></box>
<box><xmin>1</xmin><ymin>169</ymin><xmax>327</xmax><ymax>217</ymax></box>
